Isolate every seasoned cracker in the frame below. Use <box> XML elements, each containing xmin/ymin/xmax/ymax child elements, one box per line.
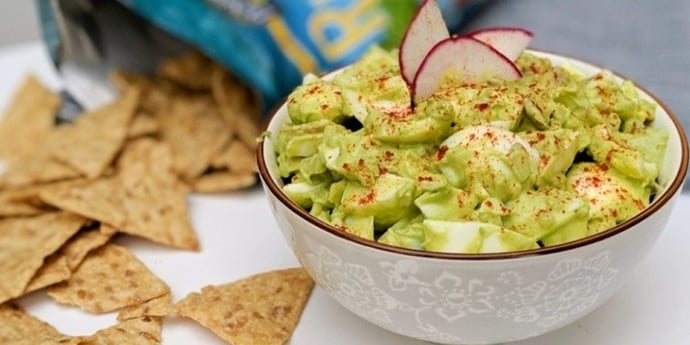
<box><xmin>175</xmin><ymin>267</ymin><xmax>314</xmax><ymax>345</ymax></box>
<box><xmin>48</xmin><ymin>88</ymin><xmax>140</xmax><ymax>178</ymax></box>
<box><xmin>0</xmin><ymin>212</ymin><xmax>88</xmax><ymax>304</ymax></box>
<box><xmin>48</xmin><ymin>244</ymin><xmax>170</xmax><ymax>313</ymax></box>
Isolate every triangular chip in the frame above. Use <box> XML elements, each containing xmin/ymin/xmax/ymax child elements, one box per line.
<box><xmin>48</xmin><ymin>244</ymin><xmax>170</xmax><ymax>313</ymax></box>
<box><xmin>40</xmin><ymin>141</ymin><xmax>198</xmax><ymax>250</ymax></box>
<box><xmin>175</xmin><ymin>267</ymin><xmax>314</xmax><ymax>345</ymax></box>
<box><xmin>0</xmin><ymin>303</ymin><xmax>73</xmax><ymax>345</ymax></box>
<box><xmin>0</xmin><ymin>75</ymin><xmax>60</xmax><ymax>161</ymax></box>
<box><xmin>158</xmin><ymin>95</ymin><xmax>231</xmax><ymax>180</ymax></box>
<box><xmin>191</xmin><ymin>171</ymin><xmax>257</xmax><ymax>193</ymax></box>
<box><xmin>0</xmin><ymin>212</ymin><xmax>88</xmax><ymax>303</ymax></box>
<box><xmin>24</xmin><ymin>255</ymin><xmax>71</xmax><ymax>294</ymax></box>
<box><xmin>117</xmin><ymin>293</ymin><xmax>174</xmax><ymax>321</ymax></box>
<box><xmin>48</xmin><ymin>88</ymin><xmax>140</xmax><ymax>178</ymax></box>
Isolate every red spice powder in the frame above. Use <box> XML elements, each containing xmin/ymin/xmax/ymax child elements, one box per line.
<box><xmin>436</xmin><ymin>145</ymin><xmax>449</xmax><ymax>160</ymax></box>
<box><xmin>358</xmin><ymin>190</ymin><xmax>376</xmax><ymax>205</ymax></box>
<box><xmin>475</xmin><ymin>103</ymin><xmax>489</xmax><ymax>111</ymax></box>
<box><xmin>417</xmin><ymin>175</ymin><xmax>433</xmax><ymax>182</ymax></box>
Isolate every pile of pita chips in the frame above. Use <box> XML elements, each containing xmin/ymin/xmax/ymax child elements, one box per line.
<box><xmin>0</xmin><ymin>51</ymin><xmax>315</xmax><ymax>345</ymax></box>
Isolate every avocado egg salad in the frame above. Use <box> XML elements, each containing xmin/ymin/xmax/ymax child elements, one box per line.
<box><xmin>270</xmin><ymin>46</ymin><xmax>668</xmax><ymax>254</ymax></box>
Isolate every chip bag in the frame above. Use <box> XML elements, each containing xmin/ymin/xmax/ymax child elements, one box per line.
<box><xmin>36</xmin><ymin>0</ymin><xmax>487</xmax><ymax>115</ymax></box>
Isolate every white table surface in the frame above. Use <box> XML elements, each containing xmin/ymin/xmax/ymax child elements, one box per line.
<box><xmin>2</xmin><ymin>42</ymin><xmax>689</xmax><ymax>345</ymax></box>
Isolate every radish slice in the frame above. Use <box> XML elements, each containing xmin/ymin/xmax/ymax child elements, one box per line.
<box><xmin>412</xmin><ymin>36</ymin><xmax>521</xmax><ymax>102</ymax></box>
<box><xmin>398</xmin><ymin>0</ymin><xmax>449</xmax><ymax>86</ymax></box>
<box><xmin>469</xmin><ymin>27</ymin><xmax>534</xmax><ymax>61</ymax></box>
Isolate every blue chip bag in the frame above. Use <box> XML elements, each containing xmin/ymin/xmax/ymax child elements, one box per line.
<box><xmin>37</xmin><ymin>0</ymin><xmax>487</xmax><ymax>114</ymax></box>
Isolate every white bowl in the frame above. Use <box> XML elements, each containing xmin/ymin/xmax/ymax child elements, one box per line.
<box><xmin>257</xmin><ymin>50</ymin><xmax>689</xmax><ymax>344</ymax></box>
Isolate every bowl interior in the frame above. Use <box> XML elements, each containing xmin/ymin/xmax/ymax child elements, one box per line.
<box><xmin>258</xmin><ymin>49</ymin><xmax>689</xmax><ymax>259</ymax></box>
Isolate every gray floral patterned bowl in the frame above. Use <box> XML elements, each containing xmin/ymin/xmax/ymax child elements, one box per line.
<box><xmin>257</xmin><ymin>51</ymin><xmax>689</xmax><ymax>344</ymax></box>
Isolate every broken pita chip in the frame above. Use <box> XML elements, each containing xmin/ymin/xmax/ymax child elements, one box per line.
<box><xmin>158</xmin><ymin>95</ymin><xmax>232</xmax><ymax>180</ymax></box>
<box><xmin>48</xmin><ymin>244</ymin><xmax>170</xmax><ymax>314</ymax></box>
<box><xmin>157</xmin><ymin>51</ymin><xmax>215</xmax><ymax>90</ymax></box>
<box><xmin>0</xmin><ymin>212</ymin><xmax>88</xmax><ymax>304</ymax></box>
<box><xmin>127</xmin><ymin>111</ymin><xmax>160</xmax><ymax>139</ymax></box>
<box><xmin>175</xmin><ymin>267</ymin><xmax>314</xmax><ymax>345</ymax></box>
<box><xmin>48</xmin><ymin>88</ymin><xmax>140</xmax><ymax>178</ymax></box>
<box><xmin>211</xmin><ymin>65</ymin><xmax>261</xmax><ymax>150</ymax></box>
<box><xmin>0</xmin><ymin>75</ymin><xmax>60</xmax><ymax>161</ymax></box>
<box><xmin>211</xmin><ymin>140</ymin><xmax>257</xmax><ymax>174</ymax></box>
<box><xmin>0</xmin><ymin>303</ymin><xmax>73</xmax><ymax>345</ymax></box>
<box><xmin>192</xmin><ymin>171</ymin><xmax>257</xmax><ymax>193</ymax></box>
<box><xmin>24</xmin><ymin>255</ymin><xmax>71</xmax><ymax>294</ymax></box>
<box><xmin>117</xmin><ymin>293</ymin><xmax>174</xmax><ymax>321</ymax></box>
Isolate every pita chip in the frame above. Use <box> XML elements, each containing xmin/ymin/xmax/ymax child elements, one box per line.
<box><xmin>48</xmin><ymin>244</ymin><xmax>170</xmax><ymax>313</ymax></box>
<box><xmin>175</xmin><ymin>267</ymin><xmax>314</xmax><ymax>345</ymax></box>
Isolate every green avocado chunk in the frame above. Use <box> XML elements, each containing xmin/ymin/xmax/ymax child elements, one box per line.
<box><xmin>273</xmin><ymin>47</ymin><xmax>669</xmax><ymax>254</ymax></box>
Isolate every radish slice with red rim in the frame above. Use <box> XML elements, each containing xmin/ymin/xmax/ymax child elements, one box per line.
<box><xmin>398</xmin><ymin>0</ymin><xmax>450</xmax><ymax>86</ymax></box>
<box><xmin>412</xmin><ymin>36</ymin><xmax>521</xmax><ymax>103</ymax></box>
<box><xmin>468</xmin><ymin>27</ymin><xmax>534</xmax><ymax>61</ymax></box>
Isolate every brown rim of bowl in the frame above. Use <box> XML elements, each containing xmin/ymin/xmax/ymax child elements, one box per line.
<box><xmin>256</xmin><ymin>49</ymin><xmax>690</xmax><ymax>260</ymax></box>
